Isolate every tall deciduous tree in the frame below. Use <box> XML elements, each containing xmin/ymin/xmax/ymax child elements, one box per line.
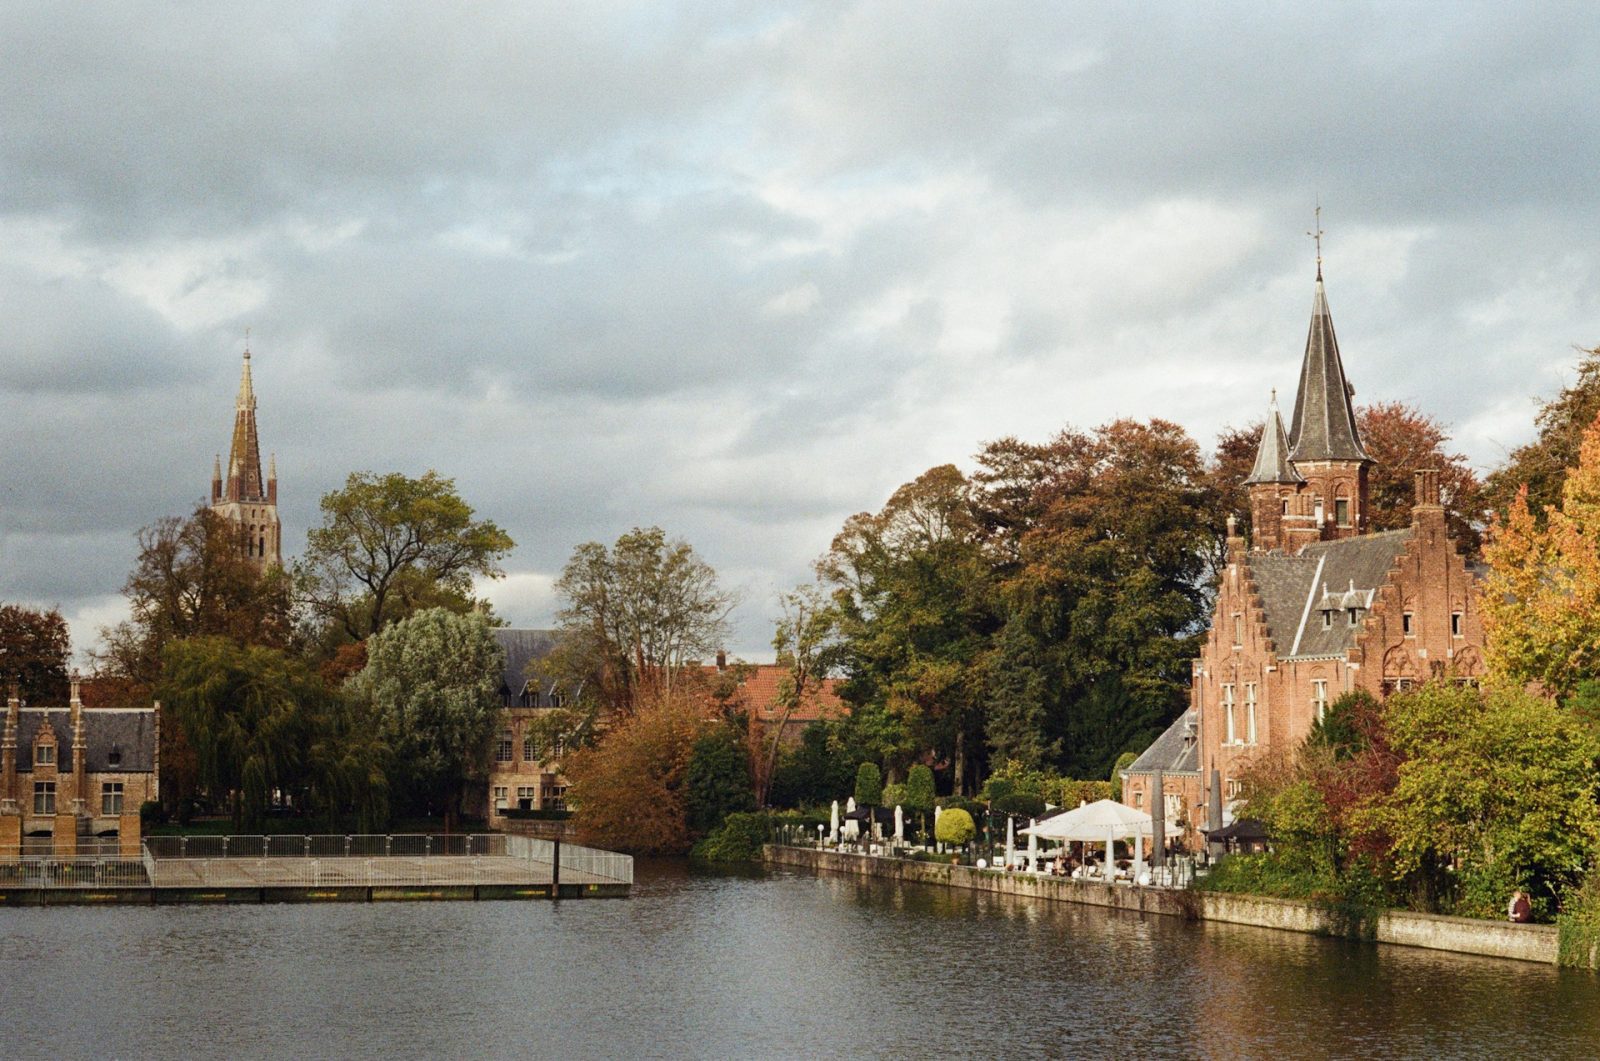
<box><xmin>1485</xmin><ymin>345</ymin><xmax>1600</xmax><ymax>523</ymax></box>
<box><xmin>1483</xmin><ymin>413</ymin><xmax>1600</xmax><ymax>699</ymax></box>
<box><xmin>297</xmin><ymin>471</ymin><xmax>513</xmax><ymax>642</ymax></box>
<box><xmin>0</xmin><ymin>603</ymin><xmax>71</xmax><ymax>703</ymax></box>
<box><xmin>760</xmin><ymin>583</ymin><xmax>840</xmax><ymax>806</ymax></box>
<box><xmin>98</xmin><ymin>506</ymin><xmax>295</xmax><ymax>691</ymax></box>
<box><xmin>347</xmin><ymin>607</ymin><xmax>503</xmax><ymax>828</ymax></box>
<box><xmin>562</xmin><ymin>688</ymin><xmax>713</xmax><ymax>855</ymax></box>
<box><xmin>822</xmin><ymin>465</ymin><xmax>996</xmax><ymax>791</ymax></box>
<box><xmin>548</xmin><ymin>527</ymin><xmax>735</xmax><ymax>713</ymax></box>
<box><xmin>1358</xmin><ymin>401</ymin><xmax>1486</xmax><ymax>555</ymax></box>
<box><xmin>975</xmin><ymin>419</ymin><xmax>1214</xmax><ymax>779</ymax></box>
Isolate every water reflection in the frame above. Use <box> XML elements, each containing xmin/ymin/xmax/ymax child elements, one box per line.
<box><xmin>2</xmin><ymin>861</ymin><xmax>1597</xmax><ymax>1059</ymax></box>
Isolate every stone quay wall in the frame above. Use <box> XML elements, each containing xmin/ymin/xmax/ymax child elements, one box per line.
<box><xmin>763</xmin><ymin>845</ymin><xmax>1559</xmax><ymax>966</ymax></box>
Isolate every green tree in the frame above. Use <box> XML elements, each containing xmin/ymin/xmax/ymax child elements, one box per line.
<box><xmin>0</xmin><ymin>603</ymin><xmax>71</xmax><ymax>703</ymax></box>
<box><xmin>854</xmin><ymin>761</ymin><xmax>883</xmax><ymax>807</ymax></box>
<box><xmin>347</xmin><ymin>607</ymin><xmax>503</xmax><ymax>828</ymax></box>
<box><xmin>1486</xmin><ymin>345</ymin><xmax>1600</xmax><ymax>522</ymax></box>
<box><xmin>1110</xmin><ymin>751</ymin><xmax>1138</xmax><ymax>802</ymax></box>
<box><xmin>761</xmin><ymin>583</ymin><xmax>841</xmax><ymax>805</ymax></box>
<box><xmin>974</xmin><ymin>419</ymin><xmax>1214</xmax><ymax>779</ymax></box>
<box><xmin>904</xmin><ymin>764</ymin><xmax>936</xmax><ymax>813</ymax></box>
<box><xmin>158</xmin><ymin>637</ymin><xmax>324</xmax><ymax>829</ymax></box>
<box><xmin>547</xmin><ymin>526</ymin><xmax>735</xmax><ymax>714</ymax></box>
<box><xmin>1358</xmin><ymin>402</ymin><xmax>1487</xmax><ymax>556</ymax></box>
<box><xmin>98</xmin><ymin>506</ymin><xmax>296</xmax><ymax>692</ymax></box>
<box><xmin>297</xmin><ymin>471</ymin><xmax>513</xmax><ymax>642</ymax></box>
<box><xmin>822</xmin><ymin>465</ymin><xmax>996</xmax><ymax>791</ymax></box>
<box><xmin>1370</xmin><ymin>683</ymin><xmax>1600</xmax><ymax>919</ymax></box>
<box><xmin>685</xmin><ymin>725</ymin><xmax>756</xmax><ymax>835</ymax></box>
<box><xmin>767</xmin><ymin>722</ymin><xmax>857</xmax><ymax>808</ymax></box>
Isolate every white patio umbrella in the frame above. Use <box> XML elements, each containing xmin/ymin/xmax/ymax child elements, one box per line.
<box><xmin>1027</xmin><ymin>818</ymin><xmax>1038</xmax><ymax>868</ymax></box>
<box><xmin>894</xmin><ymin>805</ymin><xmax>904</xmax><ymax>843</ymax></box>
<box><xmin>1005</xmin><ymin>816</ymin><xmax>1015</xmax><ymax>867</ymax></box>
<box><xmin>830</xmin><ymin>800</ymin><xmax>840</xmax><ymax>844</ymax></box>
<box><xmin>1021</xmin><ymin>799</ymin><xmax>1157</xmax><ymax>881</ymax></box>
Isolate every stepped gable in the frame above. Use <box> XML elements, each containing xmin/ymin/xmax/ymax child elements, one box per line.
<box><xmin>1244</xmin><ymin>529</ymin><xmax>1414</xmax><ymax>660</ymax></box>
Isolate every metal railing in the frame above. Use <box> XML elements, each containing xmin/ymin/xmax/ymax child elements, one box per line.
<box><xmin>141</xmin><ymin>833</ymin><xmax>511</xmax><ymax>860</ymax></box>
<box><xmin>504</xmin><ymin>834</ymin><xmax>633</xmax><ymax>885</ymax></box>
<box><xmin>0</xmin><ymin>856</ymin><xmax>150</xmax><ymax>888</ymax></box>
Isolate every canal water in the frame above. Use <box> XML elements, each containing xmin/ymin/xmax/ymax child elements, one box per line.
<box><xmin>4</xmin><ymin>860</ymin><xmax>1598</xmax><ymax>1059</ymax></box>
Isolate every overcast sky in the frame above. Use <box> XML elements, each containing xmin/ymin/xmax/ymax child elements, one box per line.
<box><xmin>2</xmin><ymin>3</ymin><xmax>1597</xmax><ymax>662</ymax></box>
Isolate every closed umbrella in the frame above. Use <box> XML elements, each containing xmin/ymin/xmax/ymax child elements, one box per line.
<box><xmin>1027</xmin><ymin>819</ymin><xmax>1038</xmax><ymax>869</ymax></box>
<box><xmin>1005</xmin><ymin>816</ymin><xmax>1015</xmax><ymax>867</ymax></box>
<box><xmin>894</xmin><ymin>805</ymin><xmax>905</xmax><ymax>843</ymax></box>
<box><xmin>830</xmin><ymin>800</ymin><xmax>840</xmax><ymax>844</ymax></box>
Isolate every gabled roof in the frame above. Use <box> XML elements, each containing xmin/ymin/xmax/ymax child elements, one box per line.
<box><xmin>1243</xmin><ymin>392</ymin><xmax>1304</xmax><ymax>485</ymax></box>
<box><xmin>1246</xmin><ymin>529</ymin><xmax>1413</xmax><ymax>659</ymax></box>
<box><xmin>697</xmin><ymin>662</ymin><xmax>845</xmax><ymax>724</ymax></box>
<box><xmin>1125</xmin><ymin>710</ymin><xmax>1200</xmax><ymax>776</ymax></box>
<box><xmin>492</xmin><ymin>628</ymin><xmax>560</xmax><ymax>699</ymax></box>
<box><xmin>15</xmin><ymin>708</ymin><xmax>157</xmax><ymax>773</ymax></box>
<box><xmin>1288</xmin><ymin>277</ymin><xmax>1369</xmax><ymax>464</ymax></box>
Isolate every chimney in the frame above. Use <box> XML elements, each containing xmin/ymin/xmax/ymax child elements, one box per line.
<box><xmin>1413</xmin><ymin>468</ymin><xmax>1442</xmax><ymax>508</ymax></box>
<box><xmin>715</xmin><ymin>650</ymin><xmax>727</xmax><ymax>672</ymax></box>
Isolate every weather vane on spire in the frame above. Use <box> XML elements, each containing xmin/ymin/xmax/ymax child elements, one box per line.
<box><xmin>244</xmin><ymin>326</ymin><xmax>251</xmax><ymax>354</ymax></box>
<box><xmin>1307</xmin><ymin>203</ymin><xmax>1324</xmax><ymax>280</ymax></box>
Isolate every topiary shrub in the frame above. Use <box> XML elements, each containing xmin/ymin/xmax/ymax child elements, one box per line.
<box><xmin>881</xmin><ymin>782</ymin><xmax>907</xmax><ymax>810</ymax></box>
<box><xmin>855</xmin><ymin>762</ymin><xmax>883</xmax><ymax>807</ymax></box>
<box><xmin>935</xmin><ymin>807</ymin><xmax>975</xmax><ymax>846</ymax></box>
<box><xmin>904</xmin><ymin>765</ymin><xmax>935</xmax><ymax>812</ymax></box>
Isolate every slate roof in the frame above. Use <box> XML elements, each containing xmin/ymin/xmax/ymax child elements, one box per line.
<box><xmin>1243</xmin><ymin>395</ymin><xmax>1303</xmax><ymax>485</ymax></box>
<box><xmin>1125</xmin><ymin>710</ymin><xmax>1200</xmax><ymax>776</ymax></box>
<box><xmin>1288</xmin><ymin>278</ymin><xmax>1369</xmax><ymax>463</ymax></box>
<box><xmin>14</xmin><ymin>708</ymin><xmax>157</xmax><ymax>773</ymax></box>
<box><xmin>1246</xmin><ymin>528</ymin><xmax>1414</xmax><ymax>659</ymax></box>
<box><xmin>492</xmin><ymin>628</ymin><xmax>561</xmax><ymax>704</ymax></box>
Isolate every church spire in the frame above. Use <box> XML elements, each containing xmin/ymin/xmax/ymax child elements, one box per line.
<box><xmin>224</xmin><ymin>348</ymin><xmax>266</xmax><ymax>502</ymax></box>
<box><xmin>1244</xmin><ymin>390</ymin><xmax>1303</xmax><ymax>485</ymax></box>
<box><xmin>1287</xmin><ymin>273</ymin><xmax>1368</xmax><ymax>463</ymax></box>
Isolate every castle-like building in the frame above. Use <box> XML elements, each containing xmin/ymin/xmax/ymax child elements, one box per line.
<box><xmin>1122</xmin><ymin>269</ymin><xmax>1487</xmax><ymax>845</ymax></box>
<box><xmin>210</xmin><ymin>349</ymin><xmax>281</xmax><ymax>568</ymax></box>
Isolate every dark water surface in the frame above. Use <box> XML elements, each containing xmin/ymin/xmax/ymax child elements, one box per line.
<box><xmin>4</xmin><ymin>860</ymin><xmax>1598</xmax><ymax>1059</ymax></box>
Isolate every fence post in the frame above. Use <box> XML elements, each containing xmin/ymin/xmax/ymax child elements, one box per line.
<box><xmin>552</xmin><ymin>837</ymin><xmax>561</xmax><ymax>898</ymax></box>
<box><xmin>262</xmin><ymin>836</ymin><xmax>269</xmax><ymax>857</ymax></box>
<box><xmin>425</xmin><ymin>835</ymin><xmax>432</xmax><ymax>857</ymax></box>
<box><xmin>345</xmin><ymin>835</ymin><xmax>351</xmax><ymax>857</ymax></box>
<box><xmin>304</xmin><ymin>836</ymin><xmax>311</xmax><ymax>857</ymax></box>
<box><xmin>180</xmin><ymin>836</ymin><xmax>187</xmax><ymax>859</ymax></box>
<box><xmin>222</xmin><ymin>836</ymin><xmax>229</xmax><ymax>859</ymax></box>
<box><xmin>386</xmin><ymin>835</ymin><xmax>392</xmax><ymax>857</ymax></box>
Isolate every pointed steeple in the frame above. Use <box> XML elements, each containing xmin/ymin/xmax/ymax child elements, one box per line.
<box><xmin>224</xmin><ymin>348</ymin><xmax>266</xmax><ymax>502</ymax></box>
<box><xmin>1288</xmin><ymin>274</ymin><xmax>1368</xmax><ymax>463</ymax></box>
<box><xmin>1244</xmin><ymin>390</ymin><xmax>1303</xmax><ymax>485</ymax></box>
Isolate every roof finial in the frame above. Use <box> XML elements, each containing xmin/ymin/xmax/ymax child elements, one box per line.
<box><xmin>244</xmin><ymin>326</ymin><xmax>251</xmax><ymax>354</ymax></box>
<box><xmin>1307</xmin><ymin>202</ymin><xmax>1324</xmax><ymax>281</ymax></box>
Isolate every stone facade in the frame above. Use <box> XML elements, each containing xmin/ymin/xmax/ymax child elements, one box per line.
<box><xmin>1123</xmin><ymin>275</ymin><xmax>1486</xmax><ymax>846</ymax></box>
<box><xmin>482</xmin><ymin>629</ymin><xmax>572</xmax><ymax>827</ymax></box>
<box><xmin>0</xmin><ymin>679</ymin><xmax>159</xmax><ymax>856</ymax></box>
<box><xmin>210</xmin><ymin>348</ymin><xmax>281</xmax><ymax>569</ymax></box>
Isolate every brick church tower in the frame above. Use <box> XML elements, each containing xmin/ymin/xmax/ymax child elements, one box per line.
<box><xmin>1244</xmin><ymin>267</ymin><xmax>1371</xmax><ymax>552</ymax></box>
<box><xmin>210</xmin><ymin>348</ymin><xmax>281</xmax><ymax>569</ymax></box>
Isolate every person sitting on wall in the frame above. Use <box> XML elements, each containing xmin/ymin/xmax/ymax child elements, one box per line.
<box><xmin>1508</xmin><ymin>890</ymin><xmax>1533</xmax><ymax>924</ymax></box>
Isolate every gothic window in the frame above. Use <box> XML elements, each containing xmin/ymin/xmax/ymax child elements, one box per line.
<box><xmin>1311</xmin><ymin>679</ymin><xmax>1328</xmax><ymax>722</ymax></box>
<box><xmin>1222</xmin><ymin>684</ymin><xmax>1236</xmax><ymax>743</ymax></box>
<box><xmin>1232</xmin><ymin>614</ymin><xmax>1242</xmax><ymax>647</ymax></box>
<box><xmin>1245</xmin><ymin>683</ymin><xmax>1258</xmax><ymax>744</ymax></box>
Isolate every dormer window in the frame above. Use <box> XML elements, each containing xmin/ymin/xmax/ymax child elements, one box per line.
<box><xmin>1347</xmin><ymin>608</ymin><xmax>1359</xmax><ymax>627</ymax></box>
<box><xmin>1322</xmin><ymin>610</ymin><xmax>1333</xmax><ymax>630</ymax></box>
<box><xmin>107</xmin><ymin>746</ymin><xmax>123</xmax><ymax>768</ymax></box>
<box><xmin>35</xmin><ymin>744</ymin><xmax>55</xmax><ymax>767</ymax></box>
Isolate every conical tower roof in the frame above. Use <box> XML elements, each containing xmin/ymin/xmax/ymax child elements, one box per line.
<box><xmin>1244</xmin><ymin>391</ymin><xmax>1303</xmax><ymax>485</ymax></box>
<box><xmin>225</xmin><ymin>349</ymin><xmax>266</xmax><ymax>502</ymax></box>
<box><xmin>1288</xmin><ymin>276</ymin><xmax>1368</xmax><ymax>463</ymax></box>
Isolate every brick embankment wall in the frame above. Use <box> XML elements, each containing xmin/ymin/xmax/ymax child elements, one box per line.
<box><xmin>763</xmin><ymin>845</ymin><xmax>1560</xmax><ymax>966</ymax></box>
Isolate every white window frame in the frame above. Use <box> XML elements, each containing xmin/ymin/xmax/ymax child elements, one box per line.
<box><xmin>101</xmin><ymin>782</ymin><xmax>124</xmax><ymax>816</ymax></box>
<box><xmin>1312</xmin><ymin>679</ymin><xmax>1328</xmax><ymax>722</ymax></box>
<box><xmin>495</xmin><ymin>730</ymin><xmax>514</xmax><ymax>763</ymax></box>
<box><xmin>1245</xmin><ymin>683</ymin><xmax>1258</xmax><ymax>744</ymax></box>
<box><xmin>1222</xmin><ymin>684</ymin><xmax>1236</xmax><ymax>744</ymax></box>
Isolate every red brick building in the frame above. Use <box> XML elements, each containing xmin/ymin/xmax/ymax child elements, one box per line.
<box><xmin>1122</xmin><ymin>271</ymin><xmax>1486</xmax><ymax>846</ymax></box>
